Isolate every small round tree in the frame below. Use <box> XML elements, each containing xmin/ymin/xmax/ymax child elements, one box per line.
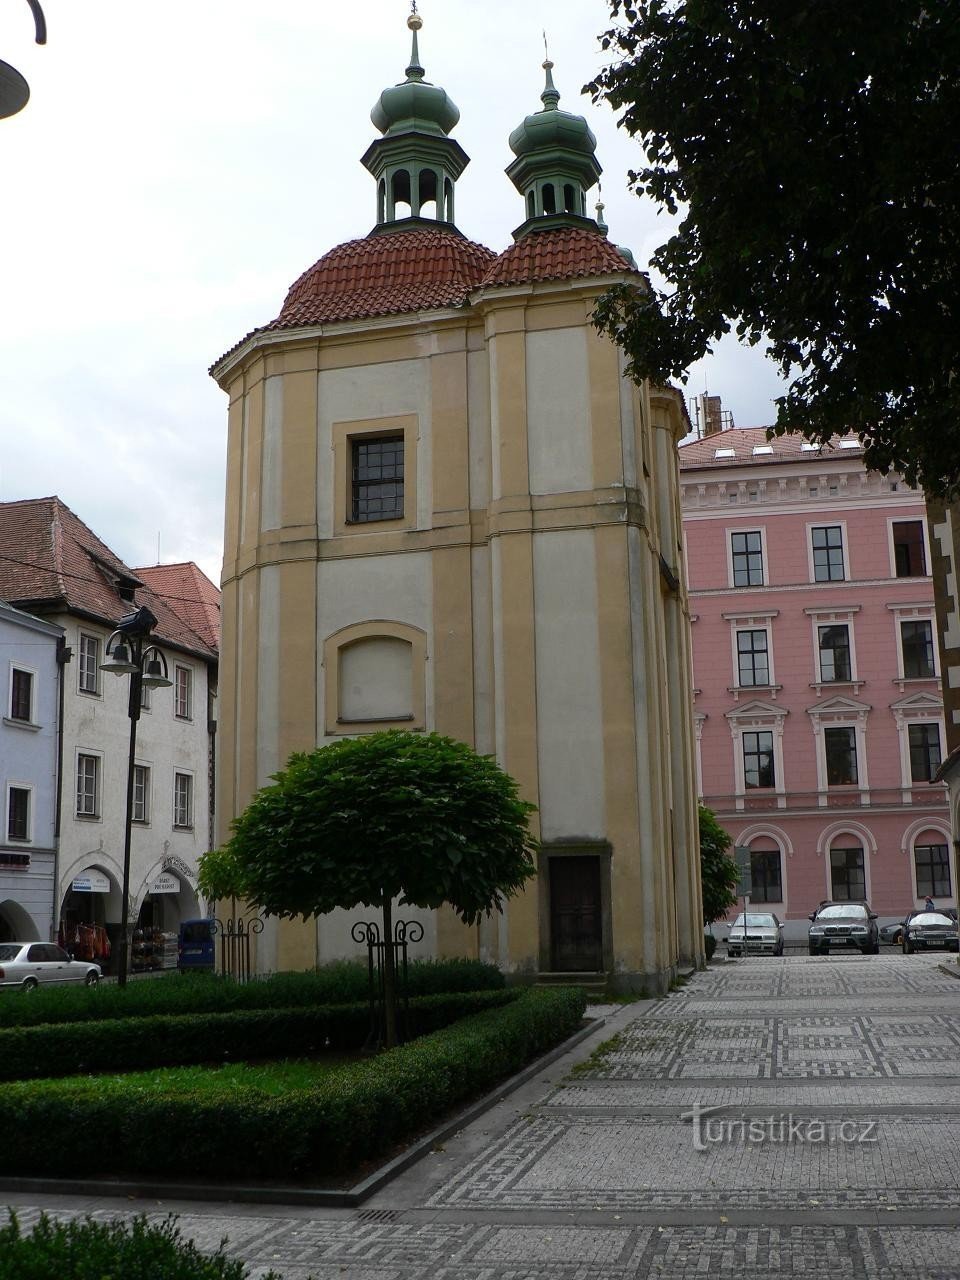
<box><xmin>199</xmin><ymin>730</ymin><xmax>537</xmax><ymax>1046</ymax></box>
<box><xmin>698</xmin><ymin>804</ymin><xmax>739</xmax><ymax>936</ymax></box>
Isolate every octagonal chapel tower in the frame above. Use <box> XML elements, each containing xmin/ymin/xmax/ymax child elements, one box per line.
<box><xmin>210</xmin><ymin>14</ymin><xmax>702</xmax><ymax>992</ymax></box>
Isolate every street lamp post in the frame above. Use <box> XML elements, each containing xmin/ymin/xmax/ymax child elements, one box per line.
<box><xmin>0</xmin><ymin>1</ymin><xmax>47</xmax><ymax>120</ymax></box>
<box><xmin>100</xmin><ymin>606</ymin><xmax>172</xmax><ymax>987</ymax></box>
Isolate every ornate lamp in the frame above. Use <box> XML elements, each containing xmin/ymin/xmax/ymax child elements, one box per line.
<box><xmin>0</xmin><ymin>1</ymin><xmax>46</xmax><ymax>120</ymax></box>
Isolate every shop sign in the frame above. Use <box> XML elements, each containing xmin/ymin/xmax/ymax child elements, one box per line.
<box><xmin>148</xmin><ymin>872</ymin><xmax>181</xmax><ymax>895</ymax></box>
<box><xmin>71</xmin><ymin>870</ymin><xmax>111</xmax><ymax>894</ymax></box>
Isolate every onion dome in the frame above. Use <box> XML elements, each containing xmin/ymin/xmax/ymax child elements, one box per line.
<box><xmin>362</xmin><ymin>9</ymin><xmax>469</xmax><ymax>231</ymax></box>
<box><xmin>505</xmin><ymin>60</ymin><xmax>603</xmax><ymax>242</ymax></box>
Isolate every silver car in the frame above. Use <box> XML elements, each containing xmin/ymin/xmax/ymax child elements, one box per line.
<box><xmin>0</xmin><ymin>942</ymin><xmax>101</xmax><ymax>990</ymax></box>
<box><xmin>726</xmin><ymin>912</ymin><xmax>784</xmax><ymax>957</ymax></box>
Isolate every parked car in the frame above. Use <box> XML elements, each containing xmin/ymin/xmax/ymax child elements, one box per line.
<box><xmin>808</xmin><ymin>902</ymin><xmax>880</xmax><ymax>955</ymax></box>
<box><xmin>726</xmin><ymin>912</ymin><xmax>785</xmax><ymax>957</ymax></box>
<box><xmin>0</xmin><ymin>942</ymin><xmax>101</xmax><ymax>990</ymax></box>
<box><xmin>901</xmin><ymin>911</ymin><xmax>960</xmax><ymax>954</ymax></box>
<box><xmin>879</xmin><ymin>920</ymin><xmax>906</xmax><ymax>946</ymax></box>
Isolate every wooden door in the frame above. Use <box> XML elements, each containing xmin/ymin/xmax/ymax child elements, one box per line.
<box><xmin>550</xmin><ymin>856</ymin><xmax>603</xmax><ymax>971</ymax></box>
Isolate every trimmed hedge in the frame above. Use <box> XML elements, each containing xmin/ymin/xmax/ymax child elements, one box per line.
<box><xmin>0</xmin><ymin>986</ymin><xmax>586</xmax><ymax>1180</ymax></box>
<box><xmin>0</xmin><ymin>1212</ymin><xmax>282</xmax><ymax>1280</ymax></box>
<box><xmin>0</xmin><ymin>957</ymin><xmax>503</xmax><ymax>1029</ymax></box>
<box><xmin>0</xmin><ymin>988</ymin><xmax>516</xmax><ymax>1081</ymax></box>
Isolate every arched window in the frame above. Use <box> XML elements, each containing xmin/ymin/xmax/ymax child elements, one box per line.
<box><xmin>444</xmin><ymin>178</ymin><xmax>454</xmax><ymax>223</ymax></box>
<box><xmin>563</xmin><ymin>184</ymin><xmax>576</xmax><ymax>212</ymax></box>
<box><xmin>542</xmin><ymin>183</ymin><xmax>556</xmax><ymax>215</ymax></box>
<box><xmin>418</xmin><ymin>169</ymin><xmax>439</xmax><ymax>220</ymax></box>
<box><xmin>339</xmin><ymin>636</ymin><xmax>413</xmax><ymax>722</ymax></box>
<box><xmin>377</xmin><ymin>178</ymin><xmax>386</xmax><ymax>224</ymax></box>
<box><xmin>527</xmin><ymin>190</ymin><xmax>536</xmax><ymax>220</ymax></box>
<box><xmin>391</xmin><ymin>169</ymin><xmax>412</xmax><ymax>219</ymax></box>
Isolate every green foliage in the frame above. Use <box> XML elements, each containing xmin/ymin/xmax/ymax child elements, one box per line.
<box><xmin>589</xmin><ymin>1</ymin><xmax>960</xmax><ymax>495</ymax></box>
<box><xmin>0</xmin><ymin>1212</ymin><xmax>281</xmax><ymax>1280</ymax></box>
<box><xmin>0</xmin><ymin>990</ymin><xmax>516</xmax><ymax>1082</ymax></box>
<box><xmin>698</xmin><ymin>804</ymin><xmax>739</xmax><ymax>926</ymax></box>
<box><xmin>201</xmin><ymin>730</ymin><xmax>538</xmax><ymax>924</ymax></box>
<box><xmin>0</xmin><ymin>987</ymin><xmax>586</xmax><ymax>1181</ymax></box>
<box><xmin>0</xmin><ymin>958</ymin><xmax>503</xmax><ymax>1030</ymax></box>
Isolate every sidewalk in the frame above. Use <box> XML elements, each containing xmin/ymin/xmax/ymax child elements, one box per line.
<box><xmin>5</xmin><ymin>955</ymin><xmax>960</xmax><ymax>1277</ymax></box>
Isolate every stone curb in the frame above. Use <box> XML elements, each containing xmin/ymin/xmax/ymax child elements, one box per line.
<box><xmin>0</xmin><ymin>1016</ymin><xmax>604</xmax><ymax>1210</ymax></box>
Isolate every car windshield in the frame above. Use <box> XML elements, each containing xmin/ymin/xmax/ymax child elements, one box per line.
<box><xmin>732</xmin><ymin>914</ymin><xmax>776</xmax><ymax>927</ymax></box>
<box><xmin>817</xmin><ymin>905</ymin><xmax>867</xmax><ymax>919</ymax></box>
<box><xmin>0</xmin><ymin>944</ymin><xmax>21</xmax><ymax>961</ymax></box>
<box><xmin>912</xmin><ymin>913</ymin><xmax>954</xmax><ymax>927</ymax></box>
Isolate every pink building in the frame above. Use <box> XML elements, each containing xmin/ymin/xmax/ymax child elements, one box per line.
<box><xmin>679</xmin><ymin>426</ymin><xmax>951</xmax><ymax>938</ymax></box>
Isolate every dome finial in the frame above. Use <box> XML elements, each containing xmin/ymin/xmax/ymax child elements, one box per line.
<box><xmin>406</xmin><ymin>2</ymin><xmax>425</xmax><ymax>82</ymax></box>
<box><xmin>541</xmin><ymin>32</ymin><xmax>560</xmax><ymax>111</ymax></box>
<box><xmin>595</xmin><ymin>184</ymin><xmax>608</xmax><ymax>235</ymax></box>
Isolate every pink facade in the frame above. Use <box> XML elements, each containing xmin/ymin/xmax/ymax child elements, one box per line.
<box><xmin>680</xmin><ymin>428</ymin><xmax>951</xmax><ymax>936</ymax></box>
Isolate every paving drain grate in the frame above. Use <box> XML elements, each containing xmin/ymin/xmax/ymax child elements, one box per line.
<box><xmin>356</xmin><ymin>1209</ymin><xmax>403</xmax><ymax>1223</ymax></box>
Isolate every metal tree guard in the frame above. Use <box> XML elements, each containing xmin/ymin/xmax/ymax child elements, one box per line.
<box><xmin>214</xmin><ymin>914</ymin><xmax>264</xmax><ymax>982</ymax></box>
<box><xmin>351</xmin><ymin>917</ymin><xmax>424</xmax><ymax>1050</ymax></box>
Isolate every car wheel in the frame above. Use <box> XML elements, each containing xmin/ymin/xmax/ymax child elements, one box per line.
<box><xmin>85</xmin><ymin>971</ymin><xmax>99</xmax><ymax>987</ymax></box>
<box><xmin>775</xmin><ymin>943</ymin><xmax>784</xmax><ymax>957</ymax></box>
<box><xmin>21</xmin><ymin>977</ymin><xmax>38</xmax><ymax>992</ymax></box>
<box><xmin>808</xmin><ymin>945</ymin><xmax>820</xmax><ymax>956</ymax></box>
<box><xmin>951</xmin><ymin>943</ymin><xmax>960</xmax><ymax>953</ymax></box>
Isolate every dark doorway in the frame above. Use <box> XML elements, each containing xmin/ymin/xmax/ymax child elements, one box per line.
<box><xmin>550</xmin><ymin>856</ymin><xmax>603</xmax><ymax>971</ymax></box>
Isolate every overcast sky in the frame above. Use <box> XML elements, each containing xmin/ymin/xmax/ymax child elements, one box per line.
<box><xmin>0</xmin><ymin>1</ymin><xmax>786</xmax><ymax>585</ymax></box>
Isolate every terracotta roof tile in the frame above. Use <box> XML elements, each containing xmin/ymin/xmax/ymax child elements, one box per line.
<box><xmin>0</xmin><ymin>497</ymin><xmax>217</xmax><ymax>660</ymax></box>
<box><xmin>678</xmin><ymin>426</ymin><xmax>864</xmax><ymax>470</ymax></box>
<box><xmin>268</xmin><ymin>228</ymin><xmax>496</xmax><ymax>329</ymax></box>
<box><xmin>135</xmin><ymin>562</ymin><xmax>221</xmax><ymax>653</ymax></box>
<box><xmin>480</xmin><ymin>227</ymin><xmax>639</xmax><ymax>288</ymax></box>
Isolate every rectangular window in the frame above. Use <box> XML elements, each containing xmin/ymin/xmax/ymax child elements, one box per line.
<box><xmin>830</xmin><ymin>847</ymin><xmax>866</xmax><ymax>900</ymax></box>
<box><xmin>909</xmin><ymin>723</ymin><xmax>942</xmax><ymax>783</ymax></box>
<box><xmin>818</xmin><ymin>625</ymin><xmax>852</xmax><ymax>682</ymax></box>
<box><xmin>351</xmin><ymin>436</ymin><xmax>404</xmax><ymax>523</ymax></box>
<box><xmin>750</xmin><ymin>850</ymin><xmax>783</xmax><ymax>903</ymax></box>
<box><xmin>78</xmin><ymin>634</ymin><xmax>100</xmax><ymax>695</ymax></box>
<box><xmin>10</xmin><ymin>668</ymin><xmax>33</xmax><ymax>721</ymax></box>
<box><xmin>743</xmin><ymin>730</ymin><xmax>775</xmax><ymax>788</ymax></box>
<box><xmin>7</xmin><ymin>788</ymin><xmax>29</xmax><ymax>841</ymax></box>
<box><xmin>901</xmin><ymin>620</ymin><xmax>936</xmax><ymax>678</ymax></box>
<box><xmin>731</xmin><ymin>531</ymin><xmax>764</xmax><ymax>586</ymax></box>
<box><xmin>175</xmin><ymin>666</ymin><xmax>192</xmax><ymax>720</ymax></box>
<box><xmin>174</xmin><ymin>772</ymin><xmax>193</xmax><ymax>828</ymax></box>
<box><xmin>893</xmin><ymin>521</ymin><xmax>927</xmax><ymax>577</ymax></box>
<box><xmin>736</xmin><ymin>629</ymin><xmax>770</xmax><ymax>687</ymax></box>
<box><xmin>76</xmin><ymin>754</ymin><xmax>99</xmax><ymax>817</ymax></box>
<box><xmin>812</xmin><ymin>526</ymin><xmax>845</xmax><ymax>581</ymax></box>
<box><xmin>915</xmin><ymin>844</ymin><xmax>951</xmax><ymax>899</ymax></box>
<box><xmin>825</xmin><ymin>726</ymin><xmax>858</xmax><ymax>785</ymax></box>
<box><xmin>133</xmin><ymin>764</ymin><xmax>150</xmax><ymax>823</ymax></box>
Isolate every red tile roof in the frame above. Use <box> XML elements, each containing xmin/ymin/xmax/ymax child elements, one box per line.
<box><xmin>679</xmin><ymin>426</ymin><xmax>864</xmax><ymax>470</ymax></box>
<box><xmin>0</xmin><ymin>497</ymin><xmax>217</xmax><ymax>660</ymax></box>
<box><xmin>134</xmin><ymin>562</ymin><xmax>221</xmax><ymax>653</ymax></box>
<box><xmin>269</xmin><ymin>228</ymin><xmax>496</xmax><ymax>329</ymax></box>
<box><xmin>481</xmin><ymin>227</ymin><xmax>639</xmax><ymax>288</ymax></box>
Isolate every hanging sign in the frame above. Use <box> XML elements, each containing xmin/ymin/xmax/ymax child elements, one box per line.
<box><xmin>148</xmin><ymin>872</ymin><xmax>181</xmax><ymax>895</ymax></box>
<box><xmin>71</xmin><ymin>870</ymin><xmax>111</xmax><ymax>894</ymax></box>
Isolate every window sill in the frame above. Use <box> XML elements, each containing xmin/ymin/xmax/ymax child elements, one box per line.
<box><xmin>77</xmin><ymin>689</ymin><xmax>101</xmax><ymax>699</ymax></box>
<box><xmin>2</xmin><ymin>717</ymin><xmax>41</xmax><ymax>732</ymax></box>
<box><xmin>809</xmin><ymin>680</ymin><xmax>865</xmax><ymax>695</ymax></box>
<box><xmin>336</xmin><ymin>714</ymin><xmax>415</xmax><ymax>725</ymax></box>
<box><xmin>172</xmin><ymin>824</ymin><xmax>194</xmax><ymax>832</ymax></box>
<box><xmin>75</xmin><ymin>813</ymin><xmax>101</xmax><ymax>822</ymax></box>
<box><xmin>132</xmin><ymin>819</ymin><xmax>150</xmax><ymax>827</ymax></box>
<box><xmin>727</xmin><ymin>684</ymin><xmax>783</xmax><ymax>701</ymax></box>
<box><xmin>5</xmin><ymin>836</ymin><xmax>31</xmax><ymax>845</ymax></box>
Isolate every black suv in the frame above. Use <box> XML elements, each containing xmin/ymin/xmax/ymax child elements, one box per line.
<box><xmin>808</xmin><ymin>901</ymin><xmax>880</xmax><ymax>956</ymax></box>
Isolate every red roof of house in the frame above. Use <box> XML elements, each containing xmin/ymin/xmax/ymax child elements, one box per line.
<box><xmin>480</xmin><ymin>226</ymin><xmax>639</xmax><ymax>288</ymax></box>
<box><xmin>0</xmin><ymin>497</ymin><xmax>217</xmax><ymax>661</ymax></box>
<box><xmin>134</xmin><ymin>562</ymin><xmax>221</xmax><ymax>652</ymax></box>
<box><xmin>269</xmin><ymin>228</ymin><xmax>497</xmax><ymax>329</ymax></box>
<box><xmin>679</xmin><ymin>426</ymin><xmax>864</xmax><ymax>470</ymax></box>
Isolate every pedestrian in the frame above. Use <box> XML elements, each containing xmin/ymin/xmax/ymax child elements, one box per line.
<box><xmin>924</xmin><ymin>895</ymin><xmax>935</xmax><ymax>911</ymax></box>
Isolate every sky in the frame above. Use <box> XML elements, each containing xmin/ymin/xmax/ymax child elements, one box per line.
<box><xmin>0</xmin><ymin>0</ymin><xmax>787</xmax><ymax>585</ymax></box>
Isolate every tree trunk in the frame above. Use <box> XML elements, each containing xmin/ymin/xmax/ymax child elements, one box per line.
<box><xmin>381</xmin><ymin>895</ymin><xmax>398</xmax><ymax>1049</ymax></box>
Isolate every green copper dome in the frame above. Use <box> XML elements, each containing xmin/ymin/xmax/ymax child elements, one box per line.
<box><xmin>370</xmin><ymin>11</ymin><xmax>460</xmax><ymax>138</ymax></box>
<box><xmin>508</xmin><ymin>63</ymin><xmax>597</xmax><ymax>159</ymax></box>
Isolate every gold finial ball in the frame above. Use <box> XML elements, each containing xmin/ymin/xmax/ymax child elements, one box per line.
<box><xmin>408</xmin><ymin>12</ymin><xmax>423</xmax><ymax>31</ymax></box>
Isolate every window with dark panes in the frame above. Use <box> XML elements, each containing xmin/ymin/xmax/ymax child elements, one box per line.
<box><xmin>731</xmin><ymin>530</ymin><xmax>764</xmax><ymax>586</ymax></box>
<box><xmin>749</xmin><ymin>849</ymin><xmax>783</xmax><ymax>902</ymax></box>
<box><xmin>812</xmin><ymin>526</ymin><xmax>845</xmax><ymax>581</ymax></box>
<box><xmin>915</xmin><ymin>844</ymin><xmax>951</xmax><ymax>898</ymax></box>
<box><xmin>909</xmin><ymin>723</ymin><xmax>942</xmax><ymax>782</ymax></box>
<box><xmin>893</xmin><ymin>521</ymin><xmax>927</xmax><ymax>577</ymax></box>
<box><xmin>76</xmin><ymin>754</ymin><xmax>99</xmax><ymax>817</ymax></box>
<box><xmin>818</xmin><ymin>625</ymin><xmax>852</xmax><ymax>682</ymax></box>
<box><xmin>133</xmin><ymin>764</ymin><xmax>150</xmax><ymax>823</ymax></box>
<box><xmin>825</xmin><ymin>726</ymin><xmax>858</xmax><ymax>785</ymax></box>
<box><xmin>743</xmin><ymin>730</ymin><xmax>775</xmax><ymax>788</ymax></box>
<box><xmin>351</xmin><ymin>436</ymin><xmax>404</xmax><ymax>523</ymax></box>
<box><xmin>174</xmin><ymin>772</ymin><xmax>193</xmax><ymax>828</ymax></box>
<box><xmin>78</xmin><ymin>634</ymin><xmax>100</xmax><ymax>694</ymax></box>
<box><xmin>901</xmin><ymin>620</ymin><xmax>936</xmax><ymax>678</ymax></box>
<box><xmin>7</xmin><ymin>788</ymin><xmax>29</xmax><ymax>841</ymax></box>
<box><xmin>736</xmin><ymin>629</ymin><xmax>769</xmax><ymax>686</ymax></box>
<box><xmin>10</xmin><ymin>668</ymin><xmax>32</xmax><ymax>721</ymax></box>
<box><xmin>175</xmin><ymin>666</ymin><xmax>192</xmax><ymax>720</ymax></box>
<box><xmin>830</xmin><ymin>847</ymin><xmax>865</xmax><ymax>900</ymax></box>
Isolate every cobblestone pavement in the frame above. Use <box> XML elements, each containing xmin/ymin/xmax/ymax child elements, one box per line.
<box><xmin>5</xmin><ymin>954</ymin><xmax>960</xmax><ymax>1277</ymax></box>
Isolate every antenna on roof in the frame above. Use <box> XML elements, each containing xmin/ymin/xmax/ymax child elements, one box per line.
<box><xmin>156</xmin><ymin>532</ymin><xmax>161</xmax><ymax>565</ymax></box>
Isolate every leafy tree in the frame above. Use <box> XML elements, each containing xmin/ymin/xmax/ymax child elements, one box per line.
<box><xmin>589</xmin><ymin>1</ymin><xmax>960</xmax><ymax>495</ymax></box>
<box><xmin>199</xmin><ymin>731</ymin><xmax>537</xmax><ymax>1046</ymax></box>
<box><xmin>698</xmin><ymin>804</ymin><xmax>738</xmax><ymax>926</ymax></box>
